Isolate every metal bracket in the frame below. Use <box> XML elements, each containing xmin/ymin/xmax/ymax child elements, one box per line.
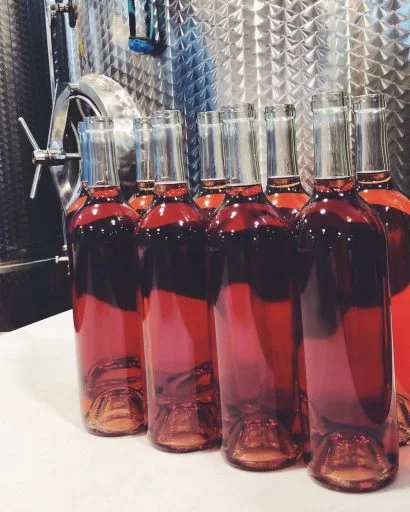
<box><xmin>18</xmin><ymin>117</ymin><xmax>81</xmax><ymax>199</ymax></box>
<box><xmin>49</xmin><ymin>0</ymin><xmax>78</xmax><ymax>28</ymax></box>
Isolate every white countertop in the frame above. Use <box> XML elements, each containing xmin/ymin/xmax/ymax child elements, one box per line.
<box><xmin>0</xmin><ymin>311</ymin><xmax>409</xmax><ymax>511</ymax></box>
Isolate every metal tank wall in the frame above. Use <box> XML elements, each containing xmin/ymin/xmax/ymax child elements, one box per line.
<box><xmin>65</xmin><ymin>0</ymin><xmax>410</xmax><ymax>193</ymax></box>
<box><xmin>0</xmin><ymin>0</ymin><xmax>71</xmax><ymax>330</ymax></box>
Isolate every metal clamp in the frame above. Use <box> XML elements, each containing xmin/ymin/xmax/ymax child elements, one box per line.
<box><xmin>18</xmin><ymin>117</ymin><xmax>81</xmax><ymax>199</ymax></box>
<box><xmin>49</xmin><ymin>0</ymin><xmax>78</xmax><ymax>28</ymax></box>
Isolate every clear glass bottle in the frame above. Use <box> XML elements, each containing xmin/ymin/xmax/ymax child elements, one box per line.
<box><xmin>129</xmin><ymin>117</ymin><xmax>155</xmax><ymax>215</ymax></box>
<box><xmin>194</xmin><ymin>111</ymin><xmax>227</xmax><ymax>217</ymax></box>
<box><xmin>136</xmin><ymin>110</ymin><xmax>220</xmax><ymax>452</ymax></box>
<box><xmin>265</xmin><ymin>104</ymin><xmax>309</xmax><ymax>222</ymax></box>
<box><xmin>294</xmin><ymin>91</ymin><xmax>399</xmax><ymax>491</ymax></box>
<box><xmin>67</xmin><ymin>117</ymin><xmax>146</xmax><ymax>436</ymax></box>
<box><xmin>208</xmin><ymin>103</ymin><xmax>301</xmax><ymax>471</ymax></box>
<box><xmin>354</xmin><ymin>93</ymin><xmax>410</xmax><ymax>446</ymax></box>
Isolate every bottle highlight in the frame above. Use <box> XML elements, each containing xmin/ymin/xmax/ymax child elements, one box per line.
<box><xmin>67</xmin><ymin>117</ymin><xmax>146</xmax><ymax>436</ymax></box>
<box><xmin>354</xmin><ymin>93</ymin><xmax>410</xmax><ymax>446</ymax></box>
<box><xmin>136</xmin><ymin>110</ymin><xmax>220</xmax><ymax>452</ymax></box>
<box><xmin>208</xmin><ymin>103</ymin><xmax>301</xmax><ymax>471</ymax></box>
<box><xmin>294</xmin><ymin>91</ymin><xmax>399</xmax><ymax>491</ymax></box>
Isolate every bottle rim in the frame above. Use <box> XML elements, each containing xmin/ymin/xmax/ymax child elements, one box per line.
<box><xmin>352</xmin><ymin>93</ymin><xmax>386</xmax><ymax>112</ymax></box>
<box><xmin>133</xmin><ymin>117</ymin><xmax>151</xmax><ymax>131</ymax></box>
<box><xmin>152</xmin><ymin>110</ymin><xmax>182</xmax><ymax>126</ymax></box>
<box><xmin>197</xmin><ymin>111</ymin><xmax>223</xmax><ymax>125</ymax></box>
<box><xmin>311</xmin><ymin>91</ymin><xmax>350</xmax><ymax>111</ymax></box>
<box><xmin>265</xmin><ymin>104</ymin><xmax>295</xmax><ymax>119</ymax></box>
<box><xmin>221</xmin><ymin>103</ymin><xmax>256</xmax><ymax>120</ymax></box>
<box><xmin>83</xmin><ymin>116</ymin><xmax>114</xmax><ymax>130</ymax></box>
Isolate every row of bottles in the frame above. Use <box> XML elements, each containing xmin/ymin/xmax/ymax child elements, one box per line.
<box><xmin>66</xmin><ymin>91</ymin><xmax>409</xmax><ymax>493</ymax></box>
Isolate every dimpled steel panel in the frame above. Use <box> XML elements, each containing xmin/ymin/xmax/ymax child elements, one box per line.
<box><xmin>66</xmin><ymin>0</ymin><xmax>410</xmax><ymax>193</ymax></box>
<box><xmin>0</xmin><ymin>0</ymin><xmax>71</xmax><ymax>330</ymax></box>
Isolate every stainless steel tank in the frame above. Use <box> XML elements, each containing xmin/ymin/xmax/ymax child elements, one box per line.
<box><xmin>59</xmin><ymin>0</ymin><xmax>410</xmax><ymax>194</ymax></box>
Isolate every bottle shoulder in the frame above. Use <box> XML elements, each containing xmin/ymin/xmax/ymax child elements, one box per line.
<box><xmin>359</xmin><ymin>188</ymin><xmax>410</xmax><ymax>216</ymax></box>
<box><xmin>68</xmin><ymin>199</ymin><xmax>138</xmax><ymax>237</ymax></box>
<box><xmin>137</xmin><ymin>196</ymin><xmax>207</xmax><ymax>231</ymax></box>
<box><xmin>267</xmin><ymin>191</ymin><xmax>310</xmax><ymax>211</ymax></box>
<box><xmin>293</xmin><ymin>194</ymin><xmax>385</xmax><ymax>240</ymax></box>
<box><xmin>208</xmin><ymin>198</ymin><xmax>288</xmax><ymax>234</ymax></box>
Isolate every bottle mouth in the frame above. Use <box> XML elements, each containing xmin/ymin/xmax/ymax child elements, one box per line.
<box><xmin>133</xmin><ymin>117</ymin><xmax>151</xmax><ymax>131</ymax></box>
<box><xmin>221</xmin><ymin>103</ymin><xmax>256</xmax><ymax>121</ymax></box>
<box><xmin>197</xmin><ymin>111</ymin><xmax>223</xmax><ymax>126</ymax></box>
<box><xmin>352</xmin><ymin>93</ymin><xmax>386</xmax><ymax>112</ymax></box>
<box><xmin>84</xmin><ymin>116</ymin><xmax>114</xmax><ymax>130</ymax></box>
<box><xmin>265</xmin><ymin>104</ymin><xmax>295</xmax><ymax>119</ymax></box>
<box><xmin>311</xmin><ymin>91</ymin><xmax>350</xmax><ymax>111</ymax></box>
<box><xmin>152</xmin><ymin>110</ymin><xmax>182</xmax><ymax>126</ymax></box>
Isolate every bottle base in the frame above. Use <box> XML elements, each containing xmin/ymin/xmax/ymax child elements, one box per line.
<box><xmin>308</xmin><ymin>465</ymin><xmax>398</xmax><ymax>493</ymax></box>
<box><xmin>223</xmin><ymin>414</ymin><xmax>300</xmax><ymax>471</ymax></box>
<box><xmin>85</xmin><ymin>387</ymin><xmax>146</xmax><ymax>437</ymax></box>
<box><xmin>150</xmin><ymin>436</ymin><xmax>221</xmax><ymax>453</ymax></box>
<box><xmin>307</xmin><ymin>430</ymin><xmax>398</xmax><ymax>492</ymax></box>
<box><xmin>149</xmin><ymin>399</ymin><xmax>221</xmax><ymax>453</ymax></box>
<box><xmin>397</xmin><ymin>394</ymin><xmax>410</xmax><ymax>446</ymax></box>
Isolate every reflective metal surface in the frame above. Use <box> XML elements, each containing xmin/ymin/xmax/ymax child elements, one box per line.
<box><xmin>0</xmin><ymin>0</ymin><xmax>71</xmax><ymax>329</ymax></box>
<box><xmin>63</xmin><ymin>0</ymin><xmax>410</xmax><ymax>193</ymax></box>
<box><xmin>29</xmin><ymin>74</ymin><xmax>140</xmax><ymax>209</ymax></box>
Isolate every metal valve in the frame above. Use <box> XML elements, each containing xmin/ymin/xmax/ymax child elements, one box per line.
<box><xmin>18</xmin><ymin>117</ymin><xmax>81</xmax><ymax>199</ymax></box>
<box><xmin>49</xmin><ymin>0</ymin><xmax>78</xmax><ymax>28</ymax></box>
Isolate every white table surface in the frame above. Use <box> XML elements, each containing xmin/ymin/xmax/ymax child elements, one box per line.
<box><xmin>0</xmin><ymin>311</ymin><xmax>409</xmax><ymax>511</ymax></box>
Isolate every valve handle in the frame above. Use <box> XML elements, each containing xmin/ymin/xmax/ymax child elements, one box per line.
<box><xmin>18</xmin><ymin>117</ymin><xmax>40</xmax><ymax>151</ymax></box>
<box><xmin>30</xmin><ymin>164</ymin><xmax>43</xmax><ymax>199</ymax></box>
<box><xmin>18</xmin><ymin>117</ymin><xmax>44</xmax><ymax>199</ymax></box>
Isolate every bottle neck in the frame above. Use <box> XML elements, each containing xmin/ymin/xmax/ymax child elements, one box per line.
<box><xmin>84</xmin><ymin>124</ymin><xmax>119</xmax><ymax>188</ymax></box>
<box><xmin>135</xmin><ymin>180</ymin><xmax>155</xmax><ymax>189</ymax></box>
<box><xmin>223</xmin><ymin>117</ymin><xmax>261</xmax><ymax>186</ymax></box>
<box><xmin>154</xmin><ymin>181</ymin><xmax>190</xmax><ymax>200</ymax></box>
<box><xmin>356</xmin><ymin>171</ymin><xmax>393</xmax><ymax>189</ymax></box>
<box><xmin>266</xmin><ymin>176</ymin><xmax>305</xmax><ymax>194</ymax></box>
<box><xmin>354</xmin><ymin>107</ymin><xmax>390</xmax><ymax>175</ymax></box>
<box><xmin>314</xmin><ymin>177</ymin><xmax>356</xmax><ymax>196</ymax></box>
<box><xmin>153</xmin><ymin>119</ymin><xmax>186</xmax><ymax>183</ymax></box>
<box><xmin>199</xmin><ymin>178</ymin><xmax>226</xmax><ymax>193</ymax></box>
<box><xmin>266</xmin><ymin>114</ymin><xmax>298</xmax><ymax>178</ymax></box>
<box><xmin>135</xmin><ymin>119</ymin><xmax>154</xmax><ymax>182</ymax></box>
<box><xmin>198</xmin><ymin>117</ymin><xmax>226</xmax><ymax>181</ymax></box>
<box><xmin>313</xmin><ymin>107</ymin><xmax>352</xmax><ymax>179</ymax></box>
<box><xmin>225</xmin><ymin>184</ymin><xmax>265</xmax><ymax>202</ymax></box>
<box><xmin>87</xmin><ymin>185</ymin><xmax>122</xmax><ymax>201</ymax></box>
